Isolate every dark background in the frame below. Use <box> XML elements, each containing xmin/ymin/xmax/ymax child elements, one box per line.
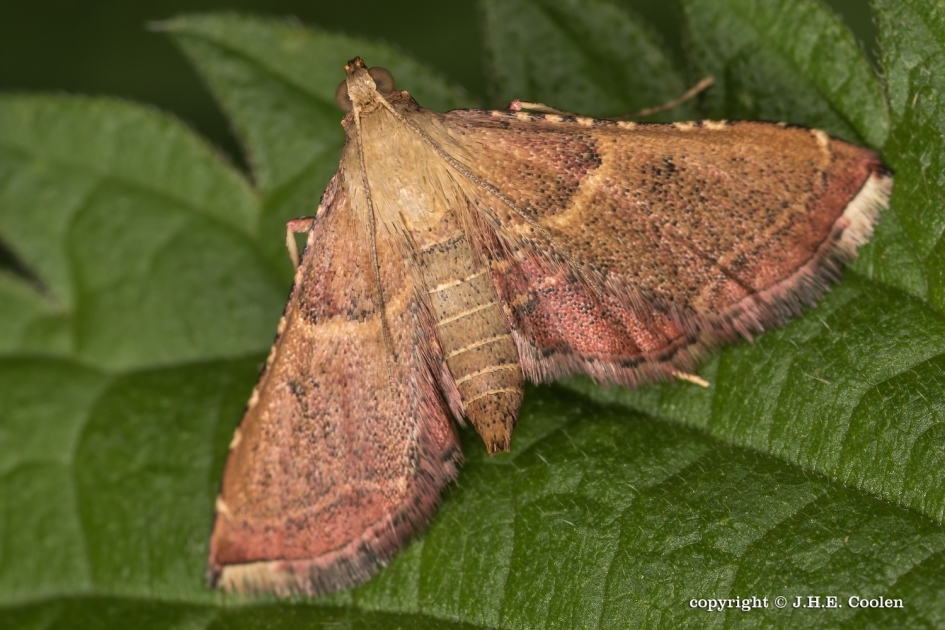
<box><xmin>0</xmin><ymin>0</ymin><xmax>877</xmax><ymax>167</ymax></box>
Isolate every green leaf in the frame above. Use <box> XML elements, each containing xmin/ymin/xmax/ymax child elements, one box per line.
<box><xmin>0</xmin><ymin>96</ymin><xmax>284</xmax><ymax>370</ymax></box>
<box><xmin>870</xmin><ymin>0</ymin><xmax>945</xmax><ymax>311</ymax></box>
<box><xmin>0</xmin><ymin>273</ymin><xmax>67</xmax><ymax>355</ymax></box>
<box><xmin>849</xmin><ymin>207</ymin><xmax>929</xmax><ymax>301</ymax></box>
<box><xmin>482</xmin><ymin>0</ymin><xmax>692</xmax><ymax>119</ymax></box>
<box><xmin>2</xmin><ymin>596</ymin><xmax>485</xmax><ymax>629</ymax></box>
<box><xmin>3</xmin><ymin>4</ymin><xmax>945</xmax><ymax>629</ymax></box>
<box><xmin>4</xmin><ymin>382</ymin><xmax>944</xmax><ymax>626</ymax></box>
<box><xmin>679</xmin><ymin>0</ymin><xmax>889</xmax><ymax>147</ymax></box>
<box><xmin>567</xmin><ymin>276</ymin><xmax>945</xmax><ymax>523</ymax></box>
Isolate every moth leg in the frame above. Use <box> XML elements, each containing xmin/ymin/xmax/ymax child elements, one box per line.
<box><xmin>609</xmin><ymin>77</ymin><xmax>714</xmax><ymax>120</ymax></box>
<box><xmin>672</xmin><ymin>370</ymin><xmax>710</xmax><ymax>388</ymax></box>
<box><xmin>285</xmin><ymin>217</ymin><xmax>315</xmax><ymax>269</ymax></box>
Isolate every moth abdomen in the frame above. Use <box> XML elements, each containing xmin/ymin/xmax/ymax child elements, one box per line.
<box><xmin>416</xmin><ymin>226</ymin><xmax>524</xmax><ymax>454</ymax></box>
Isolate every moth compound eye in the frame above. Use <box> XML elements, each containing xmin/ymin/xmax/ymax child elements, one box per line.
<box><xmin>335</xmin><ymin>80</ymin><xmax>353</xmax><ymax>112</ymax></box>
<box><xmin>368</xmin><ymin>67</ymin><xmax>395</xmax><ymax>94</ymax></box>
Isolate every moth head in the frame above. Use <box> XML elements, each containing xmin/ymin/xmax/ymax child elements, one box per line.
<box><xmin>335</xmin><ymin>57</ymin><xmax>395</xmax><ymax>113</ymax></box>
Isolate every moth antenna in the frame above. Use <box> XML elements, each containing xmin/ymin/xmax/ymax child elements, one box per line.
<box><xmin>352</xmin><ymin>100</ymin><xmax>397</xmax><ymax>390</ymax></box>
<box><xmin>609</xmin><ymin>76</ymin><xmax>714</xmax><ymax>120</ymax></box>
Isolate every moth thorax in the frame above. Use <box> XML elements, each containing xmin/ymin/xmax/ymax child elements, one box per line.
<box><xmin>416</xmin><ymin>227</ymin><xmax>523</xmax><ymax>454</ymax></box>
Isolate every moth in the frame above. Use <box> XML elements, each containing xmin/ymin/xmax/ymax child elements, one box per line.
<box><xmin>208</xmin><ymin>58</ymin><xmax>892</xmax><ymax>596</ymax></box>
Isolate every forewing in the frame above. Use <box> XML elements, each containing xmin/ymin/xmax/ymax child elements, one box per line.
<box><xmin>208</xmin><ymin>172</ymin><xmax>460</xmax><ymax>596</ymax></box>
<box><xmin>427</xmin><ymin>111</ymin><xmax>891</xmax><ymax>384</ymax></box>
